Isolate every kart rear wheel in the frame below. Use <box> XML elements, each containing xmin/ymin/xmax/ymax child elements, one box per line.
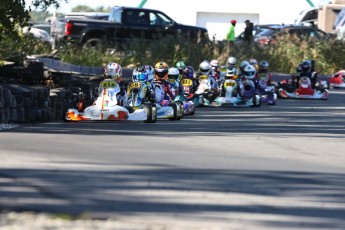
<box><xmin>175</xmin><ymin>102</ymin><xmax>184</xmax><ymax>120</ymax></box>
<box><xmin>251</xmin><ymin>94</ymin><xmax>261</xmax><ymax>107</ymax></box>
<box><xmin>143</xmin><ymin>104</ymin><xmax>157</xmax><ymax>123</ymax></box>
<box><xmin>189</xmin><ymin>104</ymin><xmax>195</xmax><ymax>115</ymax></box>
<box><xmin>168</xmin><ymin>103</ymin><xmax>178</xmax><ymax>121</ymax></box>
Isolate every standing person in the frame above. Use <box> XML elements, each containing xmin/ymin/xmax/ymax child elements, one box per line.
<box><xmin>243</xmin><ymin>19</ymin><xmax>253</xmax><ymax>44</ymax></box>
<box><xmin>226</xmin><ymin>20</ymin><xmax>236</xmax><ymax>45</ymax></box>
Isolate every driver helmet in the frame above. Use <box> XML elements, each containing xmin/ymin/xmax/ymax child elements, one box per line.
<box><xmin>182</xmin><ymin>66</ymin><xmax>195</xmax><ymax>79</ymax></box>
<box><xmin>176</xmin><ymin>61</ymin><xmax>186</xmax><ymax>73</ymax></box>
<box><xmin>210</xmin><ymin>59</ymin><xmax>219</xmax><ymax>71</ymax></box>
<box><xmin>154</xmin><ymin>61</ymin><xmax>169</xmax><ymax>80</ymax></box>
<box><xmin>240</xmin><ymin>60</ymin><xmax>250</xmax><ymax>71</ymax></box>
<box><xmin>104</xmin><ymin>63</ymin><xmax>122</xmax><ymax>81</ymax></box>
<box><xmin>243</xmin><ymin>64</ymin><xmax>256</xmax><ymax>80</ymax></box>
<box><xmin>227</xmin><ymin>56</ymin><xmax>237</xmax><ymax>68</ymax></box>
<box><xmin>167</xmin><ymin>67</ymin><xmax>180</xmax><ymax>84</ymax></box>
<box><xmin>259</xmin><ymin>60</ymin><xmax>269</xmax><ymax>73</ymax></box>
<box><xmin>132</xmin><ymin>66</ymin><xmax>148</xmax><ymax>83</ymax></box>
<box><xmin>143</xmin><ymin>65</ymin><xmax>154</xmax><ymax>84</ymax></box>
<box><xmin>300</xmin><ymin>60</ymin><xmax>311</xmax><ymax>73</ymax></box>
<box><xmin>199</xmin><ymin>61</ymin><xmax>211</xmax><ymax>75</ymax></box>
<box><xmin>249</xmin><ymin>58</ymin><xmax>258</xmax><ymax>70</ymax></box>
<box><xmin>225</xmin><ymin>67</ymin><xmax>238</xmax><ymax>80</ymax></box>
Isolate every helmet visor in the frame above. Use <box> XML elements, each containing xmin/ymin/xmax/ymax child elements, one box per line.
<box><xmin>137</xmin><ymin>73</ymin><xmax>148</xmax><ymax>81</ymax></box>
<box><xmin>245</xmin><ymin>71</ymin><xmax>256</xmax><ymax>78</ymax></box>
<box><xmin>168</xmin><ymin>74</ymin><xmax>179</xmax><ymax>81</ymax></box>
<box><xmin>155</xmin><ymin>70</ymin><xmax>168</xmax><ymax>79</ymax></box>
<box><xmin>106</xmin><ymin>73</ymin><xmax>120</xmax><ymax>80</ymax></box>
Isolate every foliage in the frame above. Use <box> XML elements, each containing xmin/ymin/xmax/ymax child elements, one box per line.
<box><xmin>1</xmin><ymin>30</ymin><xmax>344</xmax><ymax>75</ymax></box>
<box><xmin>0</xmin><ymin>0</ymin><xmax>67</xmax><ymax>40</ymax></box>
<box><xmin>0</xmin><ymin>33</ymin><xmax>52</xmax><ymax>64</ymax></box>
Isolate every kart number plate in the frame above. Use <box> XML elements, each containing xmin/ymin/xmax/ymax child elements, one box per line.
<box><xmin>129</xmin><ymin>82</ymin><xmax>142</xmax><ymax>89</ymax></box>
<box><xmin>199</xmin><ymin>75</ymin><xmax>208</xmax><ymax>80</ymax></box>
<box><xmin>101</xmin><ymin>81</ymin><xmax>117</xmax><ymax>88</ymax></box>
<box><xmin>259</xmin><ymin>73</ymin><xmax>268</xmax><ymax>80</ymax></box>
<box><xmin>167</xmin><ymin>79</ymin><xmax>175</xmax><ymax>83</ymax></box>
<box><xmin>181</xmin><ymin>79</ymin><xmax>193</xmax><ymax>86</ymax></box>
<box><xmin>224</xmin><ymin>81</ymin><xmax>237</xmax><ymax>87</ymax></box>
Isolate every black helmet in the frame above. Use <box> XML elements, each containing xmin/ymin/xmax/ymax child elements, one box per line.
<box><xmin>259</xmin><ymin>60</ymin><xmax>269</xmax><ymax>70</ymax></box>
<box><xmin>301</xmin><ymin>60</ymin><xmax>311</xmax><ymax>72</ymax></box>
<box><xmin>182</xmin><ymin>66</ymin><xmax>195</xmax><ymax>79</ymax></box>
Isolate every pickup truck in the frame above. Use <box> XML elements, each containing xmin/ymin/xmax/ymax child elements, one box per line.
<box><xmin>51</xmin><ymin>6</ymin><xmax>208</xmax><ymax>49</ymax></box>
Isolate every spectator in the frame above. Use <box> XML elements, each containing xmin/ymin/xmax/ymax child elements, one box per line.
<box><xmin>243</xmin><ymin>19</ymin><xmax>253</xmax><ymax>44</ymax></box>
<box><xmin>226</xmin><ymin>19</ymin><xmax>237</xmax><ymax>44</ymax></box>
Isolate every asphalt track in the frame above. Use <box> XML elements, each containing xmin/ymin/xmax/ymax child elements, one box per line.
<box><xmin>1</xmin><ymin>75</ymin><xmax>345</xmax><ymax>229</ymax></box>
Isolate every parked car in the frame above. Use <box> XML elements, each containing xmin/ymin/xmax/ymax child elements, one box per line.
<box><xmin>335</xmin><ymin>7</ymin><xmax>345</xmax><ymax>40</ymax></box>
<box><xmin>294</xmin><ymin>7</ymin><xmax>318</xmax><ymax>25</ymax></box>
<box><xmin>234</xmin><ymin>24</ymin><xmax>279</xmax><ymax>45</ymax></box>
<box><xmin>51</xmin><ymin>6</ymin><xmax>208</xmax><ymax>50</ymax></box>
<box><xmin>22</xmin><ymin>26</ymin><xmax>51</xmax><ymax>43</ymax></box>
<box><xmin>253</xmin><ymin>24</ymin><xmax>334</xmax><ymax>45</ymax></box>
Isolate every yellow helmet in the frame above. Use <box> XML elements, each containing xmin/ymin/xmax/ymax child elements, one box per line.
<box><xmin>154</xmin><ymin>61</ymin><xmax>169</xmax><ymax>80</ymax></box>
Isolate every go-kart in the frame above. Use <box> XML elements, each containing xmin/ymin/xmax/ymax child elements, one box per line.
<box><xmin>329</xmin><ymin>70</ymin><xmax>345</xmax><ymax>88</ymax></box>
<box><xmin>127</xmin><ymin>80</ymin><xmax>183</xmax><ymax>120</ymax></box>
<box><xmin>65</xmin><ymin>80</ymin><xmax>156</xmax><ymax>122</ymax></box>
<box><xmin>173</xmin><ymin>78</ymin><xmax>196</xmax><ymax>115</ymax></box>
<box><xmin>194</xmin><ymin>74</ymin><xmax>218</xmax><ymax>107</ymax></box>
<box><xmin>258</xmin><ymin>85</ymin><xmax>277</xmax><ymax>105</ymax></box>
<box><xmin>278</xmin><ymin>76</ymin><xmax>329</xmax><ymax>100</ymax></box>
<box><xmin>256</xmin><ymin>73</ymin><xmax>277</xmax><ymax>105</ymax></box>
<box><xmin>127</xmin><ymin>81</ymin><xmax>157</xmax><ymax>123</ymax></box>
<box><xmin>215</xmin><ymin>79</ymin><xmax>261</xmax><ymax>107</ymax></box>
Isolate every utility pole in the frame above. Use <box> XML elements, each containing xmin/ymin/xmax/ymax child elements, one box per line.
<box><xmin>138</xmin><ymin>0</ymin><xmax>148</xmax><ymax>8</ymax></box>
<box><xmin>305</xmin><ymin>0</ymin><xmax>315</xmax><ymax>7</ymax></box>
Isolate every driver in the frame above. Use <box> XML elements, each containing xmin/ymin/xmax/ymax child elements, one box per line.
<box><xmin>98</xmin><ymin>62</ymin><xmax>128</xmax><ymax>106</ymax></box>
<box><xmin>293</xmin><ymin>60</ymin><xmax>318</xmax><ymax>89</ymax></box>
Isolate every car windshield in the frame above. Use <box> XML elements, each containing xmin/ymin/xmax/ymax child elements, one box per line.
<box><xmin>256</xmin><ymin>28</ymin><xmax>277</xmax><ymax>37</ymax></box>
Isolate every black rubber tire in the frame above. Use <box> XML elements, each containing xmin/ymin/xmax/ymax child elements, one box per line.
<box><xmin>175</xmin><ymin>102</ymin><xmax>184</xmax><ymax>120</ymax></box>
<box><xmin>189</xmin><ymin>104</ymin><xmax>195</xmax><ymax>115</ymax></box>
<box><xmin>2</xmin><ymin>87</ymin><xmax>12</xmax><ymax>107</ymax></box>
<box><xmin>10</xmin><ymin>95</ymin><xmax>16</xmax><ymax>108</ymax></box>
<box><xmin>143</xmin><ymin>104</ymin><xmax>152</xmax><ymax>123</ymax></box>
<box><xmin>0</xmin><ymin>109</ymin><xmax>5</xmax><ymax>123</ymax></box>
<box><xmin>14</xmin><ymin>94</ymin><xmax>24</xmax><ymax>107</ymax></box>
<box><xmin>83</xmin><ymin>38</ymin><xmax>103</xmax><ymax>51</ymax></box>
<box><xmin>9</xmin><ymin>108</ymin><xmax>18</xmax><ymax>122</ymax></box>
<box><xmin>0</xmin><ymin>98</ymin><xmax>4</xmax><ymax>110</ymax></box>
<box><xmin>16</xmin><ymin>107</ymin><xmax>25</xmax><ymax>123</ymax></box>
<box><xmin>23</xmin><ymin>97</ymin><xmax>32</xmax><ymax>110</ymax></box>
<box><xmin>168</xmin><ymin>103</ymin><xmax>178</xmax><ymax>121</ymax></box>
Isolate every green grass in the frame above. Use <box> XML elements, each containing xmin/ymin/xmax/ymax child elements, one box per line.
<box><xmin>1</xmin><ymin>33</ymin><xmax>344</xmax><ymax>74</ymax></box>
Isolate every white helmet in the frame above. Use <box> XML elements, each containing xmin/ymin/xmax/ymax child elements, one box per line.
<box><xmin>105</xmin><ymin>63</ymin><xmax>122</xmax><ymax>80</ymax></box>
<box><xmin>168</xmin><ymin>67</ymin><xmax>180</xmax><ymax>82</ymax></box>
<box><xmin>249</xmin><ymin>58</ymin><xmax>258</xmax><ymax>66</ymax></box>
<box><xmin>243</xmin><ymin>64</ymin><xmax>256</xmax><ymax>80</ymax></box>
<box><xmin>199</xmin><ymin>61</ymin><xmax>211</xmax><ymax>74</ymax></box>
<box><xmin>240</xmin><ymin>60</ymin><xmax>250</xmax><ymax>70</ymax></box>
<box><xmin>227</xmin><ymin>57</ymin><xmax>237</xmax><ymax>66</ymax></box>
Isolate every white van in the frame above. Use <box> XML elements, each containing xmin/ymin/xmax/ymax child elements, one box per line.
<box><xmin>294</xmin><ymin>7</ymin><xmax>318</xmax><ymax>26</ymax></box>
<box><xmin>334</xmin><ymin>7</ymin><xmax>345</xmax><ymax>39</ymax></box>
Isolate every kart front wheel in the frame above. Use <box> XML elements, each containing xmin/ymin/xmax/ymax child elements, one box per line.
<box><xmin>143</xmin><ymin>104</ymin><xmax>157</xmax><ymax>123</ymax></box>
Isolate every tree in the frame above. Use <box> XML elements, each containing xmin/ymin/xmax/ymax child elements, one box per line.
<box><xmin>0</xmin><ymin>0</ymin><xmax>67</xmax><ymax>38</ymax></box>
